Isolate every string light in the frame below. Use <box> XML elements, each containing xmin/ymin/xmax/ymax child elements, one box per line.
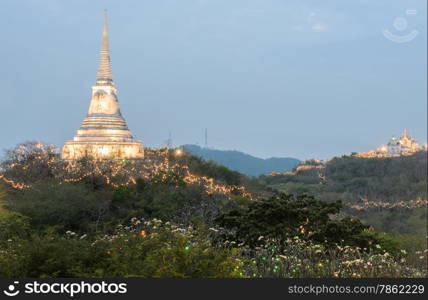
<box><xmin>349</xmin><ymin>197</ymin><xmax>427</xmax><ymax>210</ymax></box>
<box><xmin>0</xmin><ymin>145</ymin><xmax>254</xmax><ymax>200</ymax></box>
<box><xmin>0</xmin><ymin>175</ymin><xmax>29</xmax><ymax>189</ymax></box>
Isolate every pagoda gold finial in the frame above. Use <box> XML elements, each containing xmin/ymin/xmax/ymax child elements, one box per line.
<box><xmin>96</xmin><ymin>10</ymin><xmax>113</xmax><ymax>85</ymax></box>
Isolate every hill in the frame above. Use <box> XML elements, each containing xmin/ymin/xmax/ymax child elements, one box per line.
<box><xmin>183</xmin><ymin>144</ymin><xmax>300</xmax><ymax>176</ymax></box>
<box><xmin>0</xmin><ymin>142</ymin><xmax>426</xmax><ymax>278</ymax></box>
<box><xmin>259</xmin><ymin>151</ymin><xmax>427</xmax><ymax>235</ymax></box>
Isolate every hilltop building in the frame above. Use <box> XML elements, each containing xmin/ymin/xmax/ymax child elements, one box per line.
<box><xmin>62</xmin><ymin>13</ymin><xmax>144</xmax><ymax>160</ymax></box>
<box><xmin>356</xmin><ymin>129</ymin><xmax>423</xmax><ymax>158</ymax></box>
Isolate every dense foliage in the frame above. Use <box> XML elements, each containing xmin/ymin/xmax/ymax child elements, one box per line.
<box><xmin>259</xmin><ymin>153</ymin><xmax>427</xmax><ymax>235</ymax></box>
<box><xmin>216</xmin><ymin>193</ymin><xmax>393</xmax><ymax>252</ymax></box>
<box><xmin>0</xmin><ymin>218</ymin><xmax>241</xmax><ymax>278</ymax></box>
<box><xmin>0</xmin><ymin>142</ymin><xmax>426</xmax><ymax>278</ymax></box>
<box><xmin>260</xmin><ymin>152</ymin><xmax>427</xmax><ymax>203</ymax></box>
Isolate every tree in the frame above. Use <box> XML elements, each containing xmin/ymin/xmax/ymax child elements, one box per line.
<box><xmin>216</xmin><ymin>193</ymin><xmax>382</xmax><ymax>249</ymax></box>
<box><xmin>1</xmin><ymin>142</ymin><xmax>58</xmax><ymax>184</ymax></box>
<box><xmin>9</xmin><ymin>182</ymin><xmax>111</xmax><ymax>233</ymax></box>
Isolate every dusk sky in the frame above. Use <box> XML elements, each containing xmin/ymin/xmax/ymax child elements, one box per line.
<box><xmin>0</xmin><ymin>0</ymin><xmax>426</xmax><ymax>160</ymax></box>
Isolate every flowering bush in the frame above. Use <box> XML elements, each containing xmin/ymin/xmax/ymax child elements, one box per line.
<box><xmin>216</xmin><ymin>193</ymin><xmax>388</xmax><ymax>252</ymax></box>
<box><xmin>0</xmin><ymin>144</ymin><xmax>425</xmax><ymax>278</ymax></box>
<box><xmin>239</xmin><ymin>236</ymin><xmax>426</xmax><ymax>278</ymax></box>
<box><xmin>0</xmin><ymin>218</ymin><xmax>242</xmax><ymax>278</ymax></box>
<box><xmin>88</xmin><ymin>218</ymin><xmax>243</xmax><ymax>277</ymax></box>
<box><xmin>0</xmin><ymin>215</ymin><xmax>425</xmax><ymax>278</ymax></box>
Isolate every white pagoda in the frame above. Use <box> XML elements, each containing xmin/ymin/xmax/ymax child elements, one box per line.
<box><xmin>62</xmin><ymin>13</ymin><xmax>144</xmax><ymax>160</ymax></box>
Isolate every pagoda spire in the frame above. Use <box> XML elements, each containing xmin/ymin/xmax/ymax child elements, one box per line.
<box><xmin>62</xmin><ymin>10</ymin><xmax>144</xmax><ymax>160</ymax></box>
<box><xmin>96</xmin><ymin>10</ymin><xmax>113</xmax><ymax>85</ymax></box>
<box><xmin>402</xmin><ymin>128</ymin><xmax>409</xmax><ymax>138</ymax></box>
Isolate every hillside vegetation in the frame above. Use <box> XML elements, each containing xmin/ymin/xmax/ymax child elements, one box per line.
<box><xmin>259</xmin><ymin>152</ymin><xmax>427</xmax><ymax>236</ymax></box>
<box><xmin>0</xmin><ymin>142</ymin><xmax>425</xmax><ymax>278</ymax></box>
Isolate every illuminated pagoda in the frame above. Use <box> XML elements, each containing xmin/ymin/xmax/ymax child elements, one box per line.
<box><xmin>384</xmin><ymin>128</ymin><xmax>420</xmax><ymax>155</ymax></box>
<box><xmin>356</xmin><ymin>129</ymin><xmax>422</xmax><ymax>158</ymax></box>
<box><xmin>62</xmin><ymin>12</ymin><xmax>144</xmax><ymax>160</ymax></box>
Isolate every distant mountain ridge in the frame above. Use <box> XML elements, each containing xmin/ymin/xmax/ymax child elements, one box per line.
<box><xmin>183</xmin><ymin>145</ymin><xmax>300</xmax><ymax>177</ymax></box>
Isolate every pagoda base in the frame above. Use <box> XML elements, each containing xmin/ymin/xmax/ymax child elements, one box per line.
<box><xmin>61</xmin><ymin>141</ymin><xmax>144</xmax><ymax>160</ymax></box>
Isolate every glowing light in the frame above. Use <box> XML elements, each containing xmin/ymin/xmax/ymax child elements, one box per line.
<box><xmin>349</xmin><ymin>197</ymin><xmax>427</xmax><ymax>211</ymax></box>
<box><xmin>0</xmin><ymin>175</ymin><xmax>29</xmax><ymax>189</ymax></box>
<box><xmin>140</xmin><ymin>230</ymin><xmax>146</xmax><ymax>237</ymax></box>
<box><xmin>355</xmin><ymin>130</ymin><xmax>424</xmax><ymax>158</ymax></box>
<box><xmin>0</xmin><ymin>148</ymin><xmax>254</xmax><ymax>201</ymax></box>
<box><xmin>99</xmin><ymin>147</ymin><xmax>110</xmax><ymax>156</ymax></box>
<box><xmin>174</xmin><ymin>148</ymin><xmax>183</xmax><ymax>157</ymax></box>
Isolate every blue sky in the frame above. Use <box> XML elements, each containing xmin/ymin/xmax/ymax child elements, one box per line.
<box><xmin>0</xmin><ymin>0</ymin><xmax>426</xmax><ymax>159</ymax></box>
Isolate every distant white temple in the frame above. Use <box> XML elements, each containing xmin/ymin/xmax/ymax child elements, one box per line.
<box><xmin>62</xmin><ymin>12</ymin><xmax>144</xmax><ymax>160</ymax></box>
<box><xmin>384</xmin><ymin>129</ymin><xmax>420</xmax><ymax>155</ymax></box>
<box><xmin>357</xmin><ymin>129</ymin><xmax>424</xmax><ymax>158</ymax></box>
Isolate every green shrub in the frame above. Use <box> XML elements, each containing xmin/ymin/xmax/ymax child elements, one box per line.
<box><xmin>0</xmin><ymin>220</ymin><xmax>242</xmax><ymax>278</ymax></box>
<box><xmin>216</xmin><ymin>193</ymin><xmax>385</xmax><ymax>250</ymax></box>
<box><xmin>9</xmin><ymin>182</ymin><xmax>111</xmax><ymax>232</ymax></box>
